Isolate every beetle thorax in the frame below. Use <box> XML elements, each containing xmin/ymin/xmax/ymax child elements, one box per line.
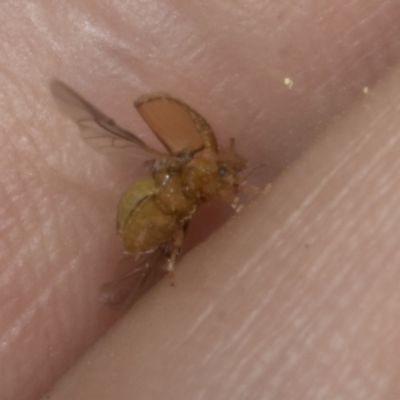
<box><xmin>180</xmin><ymin>148</ymin><xmax>246</xmax><ymax>204</ymax></box>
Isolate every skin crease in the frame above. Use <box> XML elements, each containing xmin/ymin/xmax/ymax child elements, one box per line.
<box><xmin>1</xmin><ymin>1</ymin><xmax>400</xmax><ymax>399</ymax></box>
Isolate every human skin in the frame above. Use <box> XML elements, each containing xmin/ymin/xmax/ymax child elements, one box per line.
<box><xmin>1</xmin><ymin>1</ymin><xmax>400</xmax><ymax>400</ymax></box>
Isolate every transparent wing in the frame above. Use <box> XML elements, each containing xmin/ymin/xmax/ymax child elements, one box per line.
<box><xmin>100</xmin><ymin>250</ymin><xmax>167</xmax><ymax>309</ymax></box>
<box><xmin>135</xmin><ymin>93</ymin><xmax>219</xmax><ymax>155</ymax></box>
<box><xmin>50</xmin><ymin>80</ymin><xmax>163</xmax><ymax>162</ymax></box>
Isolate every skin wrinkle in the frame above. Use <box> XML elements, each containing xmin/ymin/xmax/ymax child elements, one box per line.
<box><xmin>355</xmin><ymin>324</ymin><xmax>391</xmax><ymax>393</ymax></box>
<box><xmin>54</xmin><ymin>265</ymin><xmax>80</xmax><ymax>350</ymax></box>
<box><xmin>183</xmin><ymin>285</ymin><xmax>283</xmax><ymax>393</ymax></box>
<box><xmin>304</xmin><ymin>290</ymin><xmax>396</xmax><ymax>398</ymax></box>
<box><xmin>344</xmin><ymin>332</ymin><xmax>385</xmax><ymax>398</ymax></box>
<box><xmin>3</xmin><ymin>252</ymin><xmax>87</xmax><ymax>397</ymax></box>
<box><xmin>227</xmin><ymin>314</ymin><xmax>269</xmax><ymax>380</ymax></box>
<box><xmin>210</xmin><ymin>293</ymin><xmax>267</xmax><ymax>362</ymax></box>
<box><xmin>19</xmin><ymin>184</ymin><xmax>55</xmax><ymax>276</ymax></box>
<box><xmin>233</xmin><ymin>301</ymin><xmax>328</xmax><ymax>396</ymax></box>
<box><xmin>183</xmin><ymin>303</ymin><xmax>214</xmax><ymax>340</ymax></box>
<box><xmin>1</xmin><ymin>243</ymin><xmax>74</xmax><ymax>348</ymax></box>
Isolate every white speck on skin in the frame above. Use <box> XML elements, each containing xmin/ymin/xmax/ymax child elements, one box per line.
<box><xmin>284</xmin><ymin>77</ymin><xmax>293</xmax><ymax>89</ymax></box>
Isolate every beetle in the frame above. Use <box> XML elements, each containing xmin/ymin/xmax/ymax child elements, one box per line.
<box><xmin>51</xmin><ymin>80</ymin><xmax>247</xmax><ymax>306</ymax></box>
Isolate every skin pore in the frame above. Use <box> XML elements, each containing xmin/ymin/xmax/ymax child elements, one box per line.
<box><xmin>1</xmin><ymin>1</ymin><xmax>400</xmax><ymax>399</ymax></box>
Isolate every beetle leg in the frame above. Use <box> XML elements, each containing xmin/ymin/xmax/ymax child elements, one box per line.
<box><xmin>166</xmin><ymin>227</ymin><xmax>185</xmax><ymax>286</ymax></box>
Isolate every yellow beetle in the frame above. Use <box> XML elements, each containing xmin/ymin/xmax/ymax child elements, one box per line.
<box><xmin>51</xmin><ymin>81</ymin><xmax>247</xmax><ymax>306</ymax></box>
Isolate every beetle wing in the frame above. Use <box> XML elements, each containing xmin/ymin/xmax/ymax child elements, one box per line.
<box><xmin>100</xmin><ymin>250</ymin><xmax>167</xmax><ymax>309</ymax></box>
<box><xmin>50</xmin><ymin>80</ymin><xmax>162</xmax><ymax>162</ymax></box>
<box><xmin>135</xmin><ymin>93</ymin><xmax>218</xmax><ymax>155</ymax></box>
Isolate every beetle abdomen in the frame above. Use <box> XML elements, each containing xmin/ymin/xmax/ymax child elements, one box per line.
<box><xmin>117</xmin><ymin>176</ymin><xmax>181</xmax><ymax>253</ymax></box>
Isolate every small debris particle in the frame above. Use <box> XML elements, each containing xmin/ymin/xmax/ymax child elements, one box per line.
<box><xmin>284</xmin><ymin>77</ymin><xmax>293</xmax><ymax>89</ymax></box>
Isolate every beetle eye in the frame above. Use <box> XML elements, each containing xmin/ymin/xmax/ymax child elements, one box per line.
<box><xmin>218</xmin><ymin>166</ymin><xmax>227</xmax><ymax>176</ymax></box>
